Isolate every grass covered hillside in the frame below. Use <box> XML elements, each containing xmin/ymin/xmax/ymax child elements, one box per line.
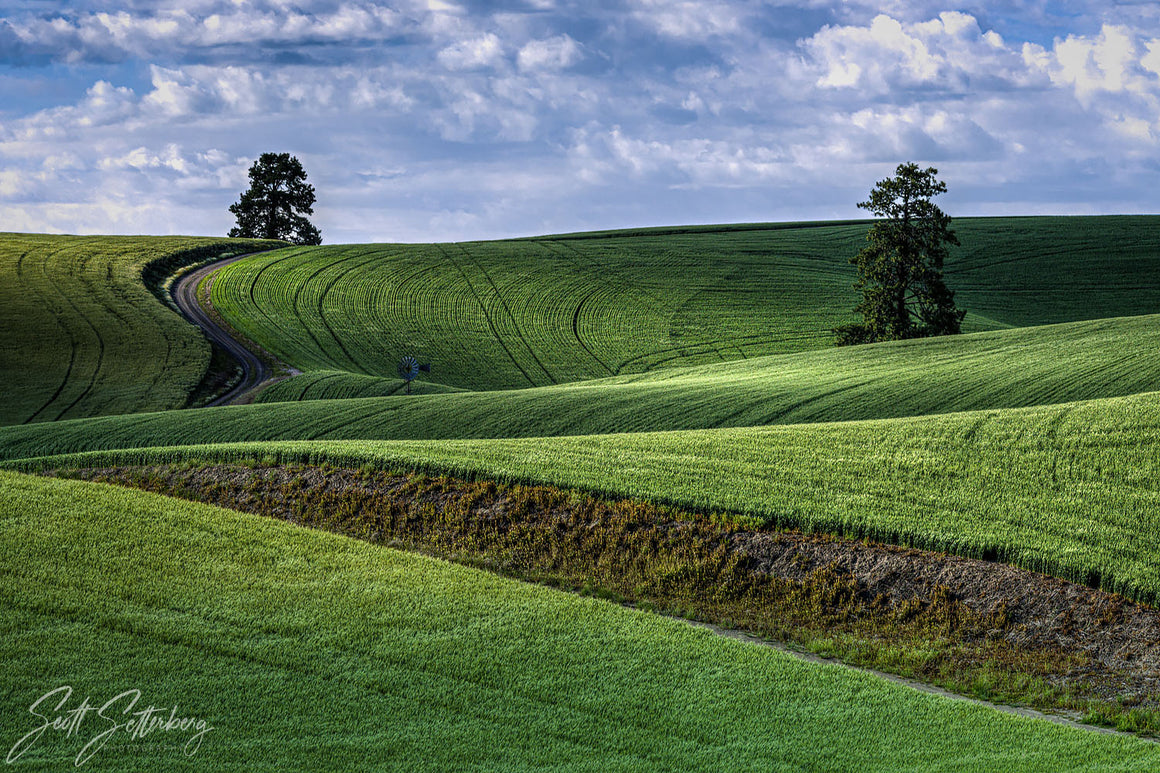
<box><xmin>3</xmin><ymin>470</ymin><xmax>1158</xmax><ymax>771</ymax></box>
<box><xmin>3</xmin><ymin>311</ymin><xmax>1160</xmax><ymax>460</ymax></box>
<box><xmin>0</xmin><ymin>234</ymin><xmax>281</xmax><ymax>426</ymax></box>
<box><xmin>209</xmin><ymin>216</ymin><xmax>1160</xmax><ymax>394</ymax></box>
<box><xmin>9</xmin><ymin>387</ymin><xmax>1160</xmax><ymax>606</ymax></box>
<box><xmin>5</xmin><ymin>218</ymin><xmax>1160</xmax><ymax>765</ymax></box>
<box><xmin>208</xmin><ymin>230</ymin><xmax>861</xmax><ymax>392</ymax></box>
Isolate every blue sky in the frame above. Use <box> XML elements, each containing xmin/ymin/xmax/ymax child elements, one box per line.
<box><xmin>2</xmin><ymin>0</ymin><xmax>1160</xmax><ymax>243</ymax></box>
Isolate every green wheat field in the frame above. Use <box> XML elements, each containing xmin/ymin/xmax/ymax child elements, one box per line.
<box><xmin>4</xmin><ymin>217</ymin><xmax>1160</xmax><ymax>770</ymax></box>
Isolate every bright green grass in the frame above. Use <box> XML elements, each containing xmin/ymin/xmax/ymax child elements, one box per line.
<box><xmin>0</xmin><ymin>234</ymin><xmax>280</xmax><ymax>426</ymax></box>
<box><xmin>2</xmin><ymin>471</ymin><xmax>1156</xmax><ymax>771</ymax></box>
<box><xmin>11</xmin><ymin>388</ymin><xmax>1160</xmax><ymax>605</ymax></box>
<box><xmin>3</xmin><ymin>311</ymin><xmax>1160</xmax><ymax>457</ymax></box>
<box><xmin>210</xmin><ymin>216</ymin><xmax>1160</xmax><ymax>393</ymax></box>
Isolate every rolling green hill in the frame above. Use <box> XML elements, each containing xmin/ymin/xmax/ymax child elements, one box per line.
<box><xmin>5</xmin><ymin>218</ymin><xmax>1160</xmax><ymax>762</ymax></box>
<box><xmin>257</xmin><ymin>369</ymin><xmax>467</xmax><ymax>401</ymax></box>
<box><xmin>3</xmin><ymin>217</ymin><xmax>1157</xmax><ymax>428</ymax></box>
<box><xmin>0</xmin><ymin>234</ymin><xmax>281</xmax><ymax>426</ymax></box>
<box><xmin>3</xmin><ymin>470</ymin><xmax>1157</xmax><ymax>771</ymax></box>
<box><xmin>208</xmin><ymin>234</ymin><xmax>855</xmax><ymax>392</ymax></box>
<box><xmin>5</xmin><ymin>218</ymin><xmax>1160</xmax><ymax>609</ymax></box>
<box><xmin>2</xmin><ymin>311</ymin><xmax>1159</xmax><ymax>461</ymax></box>
<box><xmin>6</xmin><ymin>386</ymin><xmax>1160</xmax><ymax>606</ymax></box>
<box><xmin>209</xmin><ymin>216</ymin><xmax>1160</xmax><ymax>395</ymax></box>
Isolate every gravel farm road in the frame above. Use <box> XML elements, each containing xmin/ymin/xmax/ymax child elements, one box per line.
<box><xmin>171</xmin><ymin>252</ymin><xmax>284</xmax><ymax>406</ymax></box>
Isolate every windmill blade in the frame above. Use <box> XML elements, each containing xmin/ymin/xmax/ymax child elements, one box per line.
<box><xmin>398</xmin><ymin>355</ymin><xmax>419</xmax><ymax>381</ymax></box>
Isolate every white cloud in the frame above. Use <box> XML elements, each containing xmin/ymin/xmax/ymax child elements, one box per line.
<box><xmin>1</xmin><ymin>80</ymin><xmax>138</xmax><ymax>144</ymax></box>
<box><xmin>1027</xmin><ymin>25</ymin><xmax>1143</xmax><ymax>100</ymax></box>
<box><xmin>1142</xmin><ymin>39</ymin><xmax>1160</xmax><ymax>77</ymax></box>
<box><xmin>97</xmin><ymin>144</ymin><xmax>189</xmax><ymax>173</ymax></box>
<box><xmin>142</xmin><ymin>67</ymin><xmax>212</xmax><ymax>117</ymax></box>
<box><xmin>517</xmin><ymin>35</ymin><xmax>581</xmax><ymax>73</ymax></box>
<box><xmin>629</xmin><ymin>0</ymin><xmax>745</xmax><ymax>39</ymax></box>
<box><xmin>5</xmin><ymin>3</ymin><xmax>1160</xmax><ymax>242</ymax></box>
<box><xmin>1110</xmin><ymin>115</ymin><xmax>1154</xmax><ymax>142</ymax></box>
<box><xmin>803</xmin><ymin>12</ymin><xmax>1032</xmax><ymax>93</ymax></box>
<box><xmin>437</xmin><ymin>33</ymin><xmax>505</xmax><ymax>71</ymax></box>
<box><xmin>0</xmin><ymin>198</ymin><xmax>218</xmax><ymax>236</ymax></box>
<box><xmin>4</xmin><ymin>4</ymin><xmax>414</xmax><ymax>61</ymax></box>
<box><xmin>0</xmin><ymin>170</ymin><xmax>28</xmax><ymax>198</ymax></box>
<box><xmin>568</xmin><ymin>126</ymin><xmax>793</xmax><ymax>186</ymax></box>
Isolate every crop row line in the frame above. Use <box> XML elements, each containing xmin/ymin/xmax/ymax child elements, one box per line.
<box><xmin>436</xmin><ymin>244</ymin><xmax>538</xmax><ymax>387</ymax></box>
<box><xmin>454</xmin><ymin>243</ymin><xmax>557</xmax><ymax>385</ymax></box>
<box><xmin>315</xmin><ymin>250</ymin><xmax>385</xmax><ymax>373</ymax></box>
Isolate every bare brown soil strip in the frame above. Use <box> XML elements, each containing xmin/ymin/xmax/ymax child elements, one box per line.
<box><xmin>734</xmin><ymin>531</ymin><xmax>1160</xmax><ymax>691</ymax></box>
<box><xmin>687</xmin><ymin>620</ymin><xmax>1148</xmax><ymax>740</ymax></box>
<box><xmin>50</xmin><ymin>462</ymin><xmax>1160</xmax><ymax>735</ymax></box>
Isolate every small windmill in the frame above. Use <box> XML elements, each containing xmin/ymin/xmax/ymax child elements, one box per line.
<box><xmin>397</xmin><ymin>355</ymin><xmax>431</xmax><ymax>394</ymax></box>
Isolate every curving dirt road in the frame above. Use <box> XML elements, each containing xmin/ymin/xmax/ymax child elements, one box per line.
<box><xmin>172</xmin><ymin>252</ymin><xmax>288</xmax><ymax>406</ymax></box>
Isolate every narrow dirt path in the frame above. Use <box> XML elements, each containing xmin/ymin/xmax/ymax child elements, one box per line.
<box><xmin>172</xmin><ymin>253</ymin><xmax>295</xmax><ymax>406</ymax></box>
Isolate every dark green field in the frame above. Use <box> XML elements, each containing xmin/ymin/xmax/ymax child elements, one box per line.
<box><xmin>0</xmin><ymin>234</ymin><xmax>280</xmax><ymax>426</ymax></box>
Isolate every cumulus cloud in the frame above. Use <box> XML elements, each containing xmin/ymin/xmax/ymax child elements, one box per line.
<box><xmin>0</xmin><ymin>3</ymin><xmax>413</xmax><ymax>65</ymax></box>
<box><xmin>628</xmin><ymin>0</ymin><xmax>745</xmax><ymax>40</ymax></box>
<box><xmin>517</xmin><ymin>35</ymin><xmax>581</xmax><ymax>72</ymax></box>
<box><xmin>5</xmin><ymin>1</ymin><xmax>1160</xmax><ymax>241</ymax></box>
<box><xmin>803</xmin><ymin>12</ymin><xmax>1035</xmax><ymax>93</ymax></box>
<box><xmin>436</xmin><ymin>33</ymin><xmax>505</xmax><ymax>70</ymax></box>
<box><xmin>1025</xmin><ymin>25</ymin><xmax>1144</xmax><ymax>100</ymax></box>
<box><xmin>97</xmin><ymin>145</ymin><xmax>189</xmax><ymax>173</ymax></box>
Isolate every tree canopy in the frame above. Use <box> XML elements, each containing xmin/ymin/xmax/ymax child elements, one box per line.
<box><xmin>228</xmin><ymin>153</ymin><xmax>322</xmax><ymax>245</ymax></box>
<box><xmin>835</xmin><ymin>162</ymin><xmax>965</xmax><ymax>345</ymax></box>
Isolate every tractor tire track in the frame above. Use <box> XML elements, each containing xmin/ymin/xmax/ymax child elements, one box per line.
<box><xmin>529</xmin><ymin>240</ymin><xmax>617</xmax><ymax>376</ymax></box>
<box><xmin>452</xmin><ymin>243</ymin><xmax>556</xmax><ymax>385</ymax></box>
<box><xmin>764</xmin><ymin>380</ymin><xmax>875</xmax><ymax>424</ymax></box>
<box><xmin>314</xmin><ymin>251</ymin><xmax>385</xmax><ymax>374</ymax></box>
<box><xmin>21</xmin><ymin>243</ymin><xmax>104</xmax><ymax>423</ymax></box>
<box><xmin>51</xmin><ymin>239</ymin><xmax>110</xmax><ymax>421</ymax></box>
<box><xmin>571</xmin><ymin>288</ymin><xmax>616</xmax><ymax>376</ymax></box>
<box><xmin>436</xmin><ymin>244</ymin><xmax>537</xmax><ymax>388</ymax></box>
<box><xmin>536</xmin><ymin>239</ymin><xmax>661</xmax><ymax>376</ymax></box>
<box><xmin>287</xmin><ymin>250</ymin><xmax>366</xmax><ymax>372</ymax></box>
<box><xmin>17</xmin><ymin>248</ymin><xmax>75</xmax><ymax>425</ymax></box>
<box><xmin>296</xmin><ymin>372</ymin><xmax>345</xmax><ymax>401</ymax></box>
<box><xmin>542</xmin><ymin>239</ymin><xmax>669</xmax><ymax>306</ymax></box>
<box><xmin>614</xmin><ymin>333</ymin><xmax>793</xmax><ymax>374</ymax></box>
<box><xmin>242</xmin><ymin>248</ymin><xmax>307</xmax><ymax>345</ymax></box>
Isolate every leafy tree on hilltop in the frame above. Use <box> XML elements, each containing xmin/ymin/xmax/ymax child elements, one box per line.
<box><xmin>229</xmin><ymin>153</ymin><xmax>322</xmax><ymax>245</ymax></box>
<box><xmin>835</xmin><ymin>162</ymin><xmax>964</xmax><ymax>345</ymax></box>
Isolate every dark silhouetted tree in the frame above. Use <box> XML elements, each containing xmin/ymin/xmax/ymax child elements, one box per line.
<box><xmin>228</xmin><ymin>153</ymin><xmax>322</xmax><ymax>245</ymax></box>
<box><xmin>835</xmin><ymin>162</ymin><xmax>964</xmax><ymax>345</ymax></box>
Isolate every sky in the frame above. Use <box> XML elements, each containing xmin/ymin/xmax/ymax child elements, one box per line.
<box><xmin>2</xmin><ymin>1</ymin><xmax>1160</xmax><ymax>243</ymax></box>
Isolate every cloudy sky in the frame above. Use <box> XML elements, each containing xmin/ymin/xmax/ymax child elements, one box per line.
<box><xmin>2</xmin><ymin>1</ymin><xmax>1160</xmax><ymax>243</ymax></box>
